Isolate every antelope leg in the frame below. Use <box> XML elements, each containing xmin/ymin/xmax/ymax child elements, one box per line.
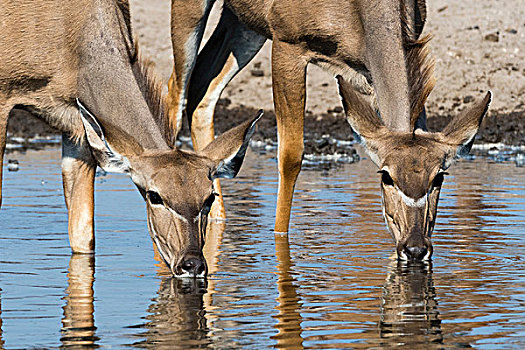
<box><xmin>62</xmin><ymin>134</ymin><xmax>97</xmax><ymax>253</ymax></box>
<box><xmin>167</xmin><ymin>0</ymin><xmax>215</xmax><ymax>140</ymax></box>
<box><xmin>187</xmin><ymin>6</ymin><xmax>265</xmax><ymax>220</ymax></box>
<box><xmin>272</xmin><ymin>40</ymin><xmax>308</xmax><ymax>233</ymax></box>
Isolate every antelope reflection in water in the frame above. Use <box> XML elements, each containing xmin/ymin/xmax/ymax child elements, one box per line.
<box><xmin>60</xmin><ymin>254</ymin><xmax>98</xmax><ymax>348</ymax></box>
<box><xmin>131</xmin><ymin>277</ymin><xmax>210</xmax><ymax>348</ymax></box>
<box><xmin>379</xmin><ymin>261</ymin><xmax>442</xmax><ymax>346</ymax></box>
<box><xmin>130</xmin><ymin>222</ymin><xmax>227</xmax><ymax>348</ymax></box>
<box><xmin>59</xmin><ymin>224</ymin><xmax>226</xmax><ymax>348</ymax></box>
<box><xmin>271</xmin><ymin>234</ymin><xmax>304</xmax><ymax>349</ymax></box>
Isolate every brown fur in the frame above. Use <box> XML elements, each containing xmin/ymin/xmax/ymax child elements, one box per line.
<box><xmin>442</xmin><ymin>92</ymin><xmax>491</xmax><ymax>145</ymax></box>
<box><xmin>116</xmin><ymin>0</ymin><xmax>173</xmax><ymax>146</ymax></box>
<box><xmin>337</xmin><ymin>76</ymin><xmax>385</xmax><ymax>139</ymax></box>
<box><xmin>131</xmin><ymin>48</ymin><xmax>173</xmax><ymax>146</ymax></box>
<box><xmin>400</xmin><ymin>0</ymin><xmax>436</xmax><ymax>129</ymax></box>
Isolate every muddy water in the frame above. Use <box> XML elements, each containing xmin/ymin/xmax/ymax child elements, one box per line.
<box><xmin>0</xmin><ymin>146</ymin><xmax>523</xmax><ymax>349</ymax></box>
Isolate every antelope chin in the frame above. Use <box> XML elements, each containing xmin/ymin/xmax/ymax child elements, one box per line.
<box><xmin>422</xmin><ymin>250</ymin><xmax>432</xmax><ymax>261</ymax></box>
<box><xmin>397</xmin><ymin>249</ymin><xmax>432</xmax><ymax>262</ymax></box>
<box><xmin>173</xmin><ymin>270</ymin><xmax>207</xmax><ymax>279</ymax></box>
<box><xmin>398</xmin><ymin>250</ymin><xmax>409</xmax><ymax>261</ymax></box>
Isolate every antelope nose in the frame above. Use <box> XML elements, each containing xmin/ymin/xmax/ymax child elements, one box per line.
<box><xmin>404</xmin><ymin>246</ymin><xmax>428</xmax><ymax>260</ymax></box>
<box><xmin>180</xmin><ymin>257</ymin><xmax>206</xmax><ymax>277</ymax></box>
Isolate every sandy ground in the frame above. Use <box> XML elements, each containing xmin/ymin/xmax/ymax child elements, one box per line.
<box><xmin>6</xmin><ymin>0</ymin><xmax>524</xmax><ymax>147</ymax></box>
<box><xmin>129</xmin><ymin>0</ymin><xmax>524</xmax><ymax>117</ymax></box>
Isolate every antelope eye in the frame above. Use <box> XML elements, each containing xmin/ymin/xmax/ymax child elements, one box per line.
<box><xmin>147</xmin><ymin>191</ymin><xmax>164</xmax><ymax>205</ymax></box>
<box><xmin>201</xmin><ymin>193</ymin><xmax>216</xmax><ymax>216</ymax></box>
<box><xmin>380</xmin><ymin>171</ymin><xmax>394</xmax><ymax>187</ymax></box>
<box><xmin>432</xmin><ymin>172</ymin><xmax>448</xmax><ymax>189</ymax></box>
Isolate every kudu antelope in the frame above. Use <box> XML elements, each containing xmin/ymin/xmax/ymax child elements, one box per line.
<box><xmin>168</xmin><ymin>0</ymin><xmax>491</xmax><ymax>260</ymax></box>
<box><xmin>0</xmin><ymin>0</ymin><xmax>261</xmax><ymax>277</ymax></box>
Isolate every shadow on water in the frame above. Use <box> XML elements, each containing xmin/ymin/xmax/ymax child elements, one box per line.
<box><xmin>271</xmin><ymin>233</ymin><xmax>304</xmax><ymax>349</ymax></box>
<box><xmin>379</xmin><ymin>261</ymin><xmax>442</xmax><ymax>347</ymax></box>
<box><xmin>60</xmin><ymin>254</ymin><xmax>99</xmax><ymax>348</ymax></box>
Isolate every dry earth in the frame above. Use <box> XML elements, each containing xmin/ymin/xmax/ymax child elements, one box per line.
<box><xmin>7</xmin><ymin>0</ymin><xmax>525</xmax><ymax>147</ymax></box>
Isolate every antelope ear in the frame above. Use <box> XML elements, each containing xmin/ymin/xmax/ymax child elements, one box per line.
<box><xmin>77</xmin><ymin>99</ymin><xmax>131</xmax><ymax>173</ymax></box>
<box><xmin>336</xmin><ymin>75</ymin><xmax>387</xmax><ymax>166</ymax></box>
<box><xmin>441</xmin><ymin>91</ymin><xmax>491</xmax><ymax>168</ymax></box>
<box><xmin>200</xmin><ymin>110</ymin><xmax>263</xmax><ymax>179</ymax></box>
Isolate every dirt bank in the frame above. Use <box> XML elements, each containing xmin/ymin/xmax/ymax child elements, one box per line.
<box><xmin>8</xmin><ymin>100</ymin><xmax>523</xmax><ymax>157</ymax></box>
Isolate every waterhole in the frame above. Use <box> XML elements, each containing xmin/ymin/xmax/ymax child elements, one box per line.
<box><xmin>0</xmin><ymin>147</ymin><xmax>523</xmax><ymax>348</ymax></box>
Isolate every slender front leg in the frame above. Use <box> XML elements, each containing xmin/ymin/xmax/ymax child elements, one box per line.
<box><xmin>62</xmin><ymin>134</ymin><xmax>97</xmax><ymax>253</ymax></box>
<box><xmin>187</xmin><ymin>6</ymin><xmax>266</xmax><ymax>219</ymax></box>
<box><xmin>167</xmin><ymin>0</ymin><xmax>214</xmax><ymax>139</ymax></box>
<box><xmin>272</xmin><ymin>40</ymin><xmax>308</xmax><ymax>233</ymax></box>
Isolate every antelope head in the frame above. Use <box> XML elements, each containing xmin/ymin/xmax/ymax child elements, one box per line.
<box><xmin>78</xmin><ymin>101</ymin><xmax>262</xmax><ymax>277</ymax></box>
<box><xmin>337</xmin><ymin>77</ymin><xmax>491</xmax><ymax>261</ymax></box>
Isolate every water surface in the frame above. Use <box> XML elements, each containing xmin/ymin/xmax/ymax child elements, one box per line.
<box><xmin>0</xmin><ymin>147</ymin><xmax>524</xmax><ymax>348</ymax></box>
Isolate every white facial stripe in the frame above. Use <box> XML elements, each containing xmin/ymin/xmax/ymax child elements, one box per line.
<box><xmin>398</xmin><ymin>189</ymin><xmax>427</xmax><ymax>208</ymax></box>
<box><xmin>148</xmin><ymin>218</ymin><xmax>170</xmax><ymax>263</ymax></box>
<box><xmin>194</xmin><ymin>213</ymin><xmax>202</xmax><ymax>223</ymax></box>
<box><xmin>382</xmin><ymin>206</ymin><xmax>391</xmax><ymax>233</ymax></box>
<box><xmin>167</xmin><ymin>207</ymin><xmax>189</xmax><ymax>224</ymax></box>
<box><xmin>146</xmin><ymin>189</ymin><xmax>198</xmax><ymax>223</ymax></box>
<box><xmin>174</xmin><ymin>270</ymin><xmax>206</xmax><ymax>279</ymax></box>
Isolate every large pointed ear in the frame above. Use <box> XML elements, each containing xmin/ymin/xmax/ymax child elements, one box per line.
<box><xmin>440</xmin><ymin>91</ymin><xmax>492</xmax><ymax>168</ymax></box>
<box><xmin>77</xmin><ymin>99</ymin><xmax>131</xmax><ymax>173</ymax></box>
<box><xmin>200</xmin><ymin>110</ymin><xmax>263</xmax><ymax>179</ymax></box>
<box><xmin>336</xmin><ymin>75</ymin><xmax>387</xmax><ymax>166</ymax></box>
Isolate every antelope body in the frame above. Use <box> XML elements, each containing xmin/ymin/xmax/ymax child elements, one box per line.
<box><xmin>168</xmin><ymin>0</ymin><xmax>491</xmax><ymax>260</ymax></box>
<box><xmin>0</xmin><ymin>0</ymin><xmax>261</xmax><ymax>277</ymax></box>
